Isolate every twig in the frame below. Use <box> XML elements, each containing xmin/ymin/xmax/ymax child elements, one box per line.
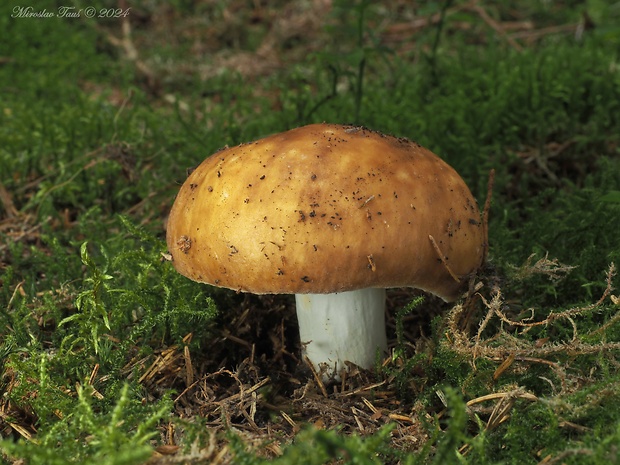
<box><xmin>466</xmin><ymin>390</ymin><xmax>538</xmax><ymax>407</ymax></box>
<box><xmin>305</xmin><ymin>356</ymin><xmax>328</xmax><ymax>398</ymax></box>
<box><xmin>468</xmin><ymin>2</ymin><xmax>523</xmax><ymax>51</ymax></box>
<box><xmin>94</xmin><ymin>0</ymin><xmax>159</xmax><ymax>93</ymax></box>
<box><xmin>218</xmin><ymin>376</ymin><xmax>271</xmax><ymax>404</ymax></box>
<box><xmin>6</xmin><ymin>281</ymin><xmax>25</xmax><ymax>310</ymax></box>
<box><xmin>537</xmin><ymin>448</ymin><xmax>593</xmax><ymax>465</ymax></box>
<box><xmin>429</xmin><ymin>234</ymin><xmax>460</xmax><ymax>283</ymax></box>
<box><xmin>0</xmin><ymin>181</ymin><xmax>18</xmax><ymax>218</ymax></box>
<box><xmin>339</xmin><ymin>380</ymin><xmax>386</xmax><ymax>397</ymax></box>
<box><xmin>481</xmin><ymin>168</ymin><xmax>495</xmax><ymax>265</ymax></box>
<box><xmin>460</xmin><ymin>389</ymin><xmax>538</xmax><ymax>455</ymax></box>
<box><xmin>280</xmin><ymin>410</ymin><xmax>299</xmax><ymax>433</ymax></box>
<box><xmin>472</xmin><ymin>295</ymin><xmax>497</xmax><ymax>361</ymax></box>
<box><xmin>509</xmin><ymin>23</ymin><xmax>581</xmax><ymax>43</ymax></box>
<box><xmin>428</xmin><ymin>0</ymin><xmax>455</xmax><ymax>79</ymax></box>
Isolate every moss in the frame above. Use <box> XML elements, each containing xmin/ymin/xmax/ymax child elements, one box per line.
<box><xmin>1</xmin><ymin>1</ymin><xmax>620</xmax><ymax>463</ymax></box>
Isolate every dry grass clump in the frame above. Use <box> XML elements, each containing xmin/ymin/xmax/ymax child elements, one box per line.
<box><xmin>448</xmin><ymin>262</ymin><xmax>617</xmax><ymax>376</ymax></box>
<box><xmin>441</xmin><ymin>258</ymin><xmax>618</xmax><ymax>458</ymax></box>
<box><xmin>128</xmin><ymin>332</ymin><xmax>435</xmax><ymax>463</ymax></box>
<box><xmin>509</xmin><ymin>253</ymin><xmax>577</xmax><ymax>283</ymax></box>
<box><xmin>117</xmin><ymin>254</ymin><xmax>620</xmax><ymax>463</ymax></box>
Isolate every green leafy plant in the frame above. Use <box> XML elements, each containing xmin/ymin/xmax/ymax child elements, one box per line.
<box><xmin>2</xmin><ymin>1</ymin><xmax>620</xmax><ymax>464</ymax></box>
<box><xmin>59</xmin><ymin>242</ymin><xmax>114</xmax><ymax>355</ymax></box>
<box><xmin>1</xmin><ymin>384</ymin><xmax>170</xmax><ymax>465</ymax></box>
<box><xmin>229</xmin><ymin>425</ymin><xmax>397</xmax><ymax>465</ymax></box>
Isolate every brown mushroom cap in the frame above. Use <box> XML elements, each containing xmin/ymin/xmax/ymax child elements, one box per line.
<box><xmin>166</xmin><ymin>123</ymin><xmax>485</xmax><ymax>301</ymax></box>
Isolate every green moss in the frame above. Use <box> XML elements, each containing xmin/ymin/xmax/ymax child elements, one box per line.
<box><xmin>2</xmin><ymin>384</ymin><xmax>170</xmax><ymax>465</ymax></box>
<box><xmin>1</xmin><ymin>1</ymin><xmax>620</xmax><ymax>463</ymax></box>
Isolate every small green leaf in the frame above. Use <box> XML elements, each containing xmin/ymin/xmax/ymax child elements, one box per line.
<box><xmin>599</xmin><ymin>191</ymin><xmax>620</xmax><ymax>203</ymax></box>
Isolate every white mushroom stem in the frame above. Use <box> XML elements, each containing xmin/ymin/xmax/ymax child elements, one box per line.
<box><xmin>295</xmin><ymin>288</ymin><xmax>388</xmax><ymax>379</ymax></box>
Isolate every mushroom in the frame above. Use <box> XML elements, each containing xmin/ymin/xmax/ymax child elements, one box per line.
<box><xmin>166</xmin><ymin>123</ymin><xmax>485</xmax><ymax>379</ymax></box>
